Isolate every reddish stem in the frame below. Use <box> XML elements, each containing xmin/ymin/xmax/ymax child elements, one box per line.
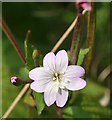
<box><xmin>54</xmin><ymin>103</ymin><xmax>63</xmax><ymax>118</ymax></box>
<box><xmin>0</xmin><ymin>15</ymin><xmax>26</xmax><ymax>63</ymax></box>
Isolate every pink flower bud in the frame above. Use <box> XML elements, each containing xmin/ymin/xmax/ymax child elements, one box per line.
<box><xmin>10</xmin><ymin>76</ymin><xmax>21</xmax><ymax>86</ymax></box>
<box><xmin>81</xmin><ymin>2</ymin><xmax>92</xmax><ymax>11</ymax></box>
<box><xmin>76</xmin><ymin>0</ymin><xmax>92</xmax><ymax>13</ymax></box>
<box><xmin>10</xmin><ymin>76</ymin><xmax>33</xmax><ymax>86</ymax></box>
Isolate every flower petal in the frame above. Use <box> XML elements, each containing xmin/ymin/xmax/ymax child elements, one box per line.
<box><xmin>43</xmin><ymin>52</ymin><xmax>56</xmax><ymax>73</ymax></box>
<box><xmin>30</xmin><ymin>81</ymin><xmax>48</xmax><ymax>93</ymax></box>
<box><xmin>65</xmin><ymin>78</ymin><xmax>86</xmax><ymax>91</ymax></box>
<box><xmin>29</xmin><ymin>67</ymin><xmax>52</xmax><ymax>81</ymax></box>
<box><xmin>56</xmin><ymin>88</ymin><xmax>68</xmax><ymax>107</ymax></box>
<box><xmin>64</xmin><ymin>65</ymin><xmax>85</xmax><ymax>78</ymax></box>
<box><xmin>56</xmin><ymin>50</ymin><xmax>68</xmax><ymax>74</ymax></box>
<box><xmin>81</xmin><ymin>3</ymin><xmax>92</xmax><ymax>11</ymax></box>
<box><xmin>44</xmin><ymin>82</ymin><xmax>57</xmax><ymax>106</ymax></box>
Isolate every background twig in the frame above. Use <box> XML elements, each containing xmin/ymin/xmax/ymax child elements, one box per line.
<box><xmin>0</xmin><ymin>15</ymin><xmax>26</xmax><ymax>63</ymax></box>
<box><xmin>2</xmin><ymin>84</ymin><xmax>30</xmax><ymax>119</ymax></box>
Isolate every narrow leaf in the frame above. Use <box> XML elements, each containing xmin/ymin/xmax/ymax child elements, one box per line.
<box><xmin>69</xmin><ymin>13</ymin><xmax>83</xmax><ymax>65</ymax></box>
<box><xmin>33</xmin><ymin>91</ymin><xmax>45</xmax><ymax>115</ymax></box>
<box><xmin>85</xmin><ymin>3</ymin><xmax>96</xmax><ymax>74</ymax></box>
<box><xmin>24</xmin><ymin>40</ymin><xmax>35</xmax><ymax>71</ymax></box>
<box><xmin>77</xmin><ymin>48</ymin><xmax>90</xmax><ymax>65</ymax></box>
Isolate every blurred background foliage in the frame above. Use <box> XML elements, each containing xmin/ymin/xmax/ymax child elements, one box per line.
<box><xmin>2</xmin><ymin>2</ymin><xmax>111</xmax><ymax>118</ymax></box>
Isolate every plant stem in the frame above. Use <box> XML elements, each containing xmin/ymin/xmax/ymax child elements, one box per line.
<box><xmin>54</xmin><ymin>103</ymin><xmax>63</xmax><ymax>118</ymax></box>
<box><xmin>69</xmin><ymin>10</ymin><xmax>86</xmax><ymax>65</ymax></box>
<box><xmin>0</xmin><ymin>15</ymin><xmax>26</xmax><ymax>63</ymax></box>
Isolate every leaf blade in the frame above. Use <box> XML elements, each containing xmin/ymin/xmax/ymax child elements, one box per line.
<box><xmin>77</xmin><ymin>48</ymin><xmax>90</xmax><ymax>66</ymax></box>
<box><xmin>33</xmin><ymin>91</ymin><xmax>45</xmax><ymax>115</ymax></box>
<box><xmin>24</xmin><ymin>40</ymin><xmax>35</xmax><ymax>71</ymax></box>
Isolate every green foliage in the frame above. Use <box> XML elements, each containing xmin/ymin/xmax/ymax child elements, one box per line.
<box><xmin>64</xmin><ymin>93</ymin><xmax>111</xmax><ymax>118</ymax></box>
<box><xmin>80</xmin><ymin>79</ymin><xmax>106</xmax><ymax>98</ymax></box>
<box><xmin>38</xmin><ymin>54</ymin><xmax>43</xmax><ymax>66</ymax></box>
<box><xmin>24</xmin><ymin>40</ymin><xmax>35</xmax><ymax>71</ymax></box>
<box><xmin>77</xmin><ymin>48</ymin><xmax>90</xmax><ymax>65</ymax></box>
<box><xmin>33</xmin><ymin>91</ymin><xmax>45</xmax><ymax>115</ymax></box>
<box><xmin>19</xmin><ymin>67</ymin><xmax>29</xmax><ymax>79</ymax></box>
<box><xmin>63</xmin><ymin>106</ymin><xmax>91</xmax><ymax>118</ymax></box>
<box><xmin>80</xmin><ymin>95</ymin><xmax>111</xmax><ymax>118</ymax></box>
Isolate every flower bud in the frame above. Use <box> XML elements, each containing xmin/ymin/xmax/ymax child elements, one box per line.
<box><xmin>10</xmin><ymin>76</ymin><xmax>22</xmax><ymax>86</ymax></box>
<box><xmin>76</xmin><ymin>0</ymin><xmax>92</xmax><ymax>13</ymax></box>
<box><xmin>32</xmin><ymin>49</ymin><xmax>40</xmax><ymax>60</ymax></box>
<box><xmin>10</xmin><ymin>76</ymin><xmax>34</xmax><ymax>86</ymax></box>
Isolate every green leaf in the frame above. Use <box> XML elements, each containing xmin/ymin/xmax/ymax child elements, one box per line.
<box><xmin>80</xmin><ymin>95</ymin><xmax>111</xmax><ymax>118</ymax></box>
<box><xmin>63</xmin><ymin>106</ymin><xmax>91</xmax><ymax>118</ymax></box>
<box><xmin>19</xmin><ymin>67</ymin><xmax>29</xmax><ymax>79</ymax></box>
<box><xmin>33</xmin><ymin>91</ymin><xmax>45</xmax><ymax>115</ymax></box>
<box><xmin>24</xmin><ymin>40</ymin><xmax>35</xmax><ymax>71</ymax></box>
<box><xmin>77</xmin><ymin>48</ymin><xmax>90</xmax><ymax>65</ymax></box>
<box><xmin>80</xmin><ymin>79</ymin><xmax>106</xmax><ymax>98</ymax></box>
<box><xmin>68</xmin><ymin>93</ymin><xmax>111</xmax><ymax>118</ymax></box>
<box><xmin>38</xmin><ymin>54</ymin><xmax>43</xmax><ymax>66</ymax></box>
<box><xmin>67</xmin><ymin>50</ymin><xmax>70</xmax><ymax>58</ymax></box>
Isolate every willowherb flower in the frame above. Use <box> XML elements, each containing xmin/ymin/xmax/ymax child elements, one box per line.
<box><xmin>29</xmin><ymin>50</ymin><xmax>86</xmax><ymax>107</ymax></box>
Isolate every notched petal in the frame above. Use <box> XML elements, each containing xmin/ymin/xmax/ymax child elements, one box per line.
<box><xmin>64</xmin><ymin>65</ymin><xmax>85</xmax><ymax>78</ymax></box>
<box><xmin>29</xmin><ymin>67</ymin><xmax>52</xmax><ymax>81</ymax></box>
<box><xmin>56</xmin><ymin>50</ymin><xmax>68</xmax><ymax>74</ymax></box>
<box><xmin>43</xmin><ymin>52</ymin><xmax>56</xmax><ymax>72</ymax></box>
<box><xmin>66</xmin><ymin>78</ymin><xmax>86</xmax><ymax>91</ymax></box>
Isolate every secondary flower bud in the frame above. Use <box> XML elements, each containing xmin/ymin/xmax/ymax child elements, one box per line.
<box><xmin>10</xmin><ymin>76</ymin><xmax>22</xmax><ymax>86</ymax></box>
<box><xmin>32</xmin><ymin>49</ymin><xmax>40</xmax><ymax>60</ymax></box>
<box><xmin>10</xmin><ymin>76</ymin><xmax>33</xmax><ymax>86</ymax></box>
<box><xmin>76</xmin><ymin>0</ymin><xmax>92</xmax><ymax>13</ymax></box>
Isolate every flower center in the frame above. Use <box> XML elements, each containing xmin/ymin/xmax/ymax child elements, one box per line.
<box><xmin>53</xmin><ymin>73</ymin><xmax>61</xmax><ymax>82</ymax></box>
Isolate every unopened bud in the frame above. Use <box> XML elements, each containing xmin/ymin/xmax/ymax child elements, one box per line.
<box><xmin>76</xmin><ymin>0</ymin><xmax>92</xmax><ymax>13</ymax></box>
<box><xmin>10</xmin><ymin>76</ymin><xmax>34</xmax><ymax>86</ymax></box>
<box><xmin>33</xmin><ymin>49</ymin><xmax>40</xmax><ymax>60</ymax></box>
<box><xmin>10</xmin><ymin>76</ymin><xmax>22</xmax><ymax>86</ymax></box>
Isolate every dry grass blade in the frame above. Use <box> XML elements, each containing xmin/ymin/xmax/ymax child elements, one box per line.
<box><xmin>0</xmin><ymin>15</ymin><xmax>26</xmax><ymax>63</ymax></box>
<box><xmin>51</xmin><ymin>10</ymin><xmax>86</xmax><ymax>53</ymax></box>
<box><xmin>2</xmin><ymin>84</ymin><xmax>30</xmax><ymax>119</ymax></box>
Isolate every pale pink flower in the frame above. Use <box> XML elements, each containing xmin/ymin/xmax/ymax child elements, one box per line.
<box><xmin>29</xmin><ymin>50</ymin><xmax>86</xmax><ymax>107</ymax></box>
